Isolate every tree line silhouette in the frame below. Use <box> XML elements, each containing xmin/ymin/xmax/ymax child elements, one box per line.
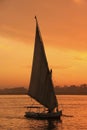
<box><xmin>55</xmin><ymin>84</ymin><xmax>87</xmax><ymax>95</ymax></box>
<box><xmin>0</xmin><ymin>84</ymin><xmax>87</xmax><ymax>95</ymax></box>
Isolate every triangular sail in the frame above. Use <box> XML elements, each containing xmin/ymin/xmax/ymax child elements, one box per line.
<box><xmin>28</xmin><ymin>17</ymin><xmax>58</xmax><ymax>111</ymax></box>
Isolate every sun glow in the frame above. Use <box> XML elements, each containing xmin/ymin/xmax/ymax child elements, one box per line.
<box><xmin>0</xmin><ymin>0</ymin><xmax>87</xmax><ymax>88</ymax></box>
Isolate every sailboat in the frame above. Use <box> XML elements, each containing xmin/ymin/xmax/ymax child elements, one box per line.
<box><xmin>25</xmin><ymin>16</ymin><xmax>62</xmax><ymax>120</ymax></box>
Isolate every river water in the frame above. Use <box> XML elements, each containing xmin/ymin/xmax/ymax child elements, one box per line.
<box><xmin>0</xmin><ymin>95</ymin><xmax>87</xmax><ymax>130</ymax></box>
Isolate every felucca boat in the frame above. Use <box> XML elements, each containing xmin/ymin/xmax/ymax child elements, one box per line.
<box><xmin>25</xmin><ymin>16</ymin><xmax>62</xmax><ymax>120</ymax></box>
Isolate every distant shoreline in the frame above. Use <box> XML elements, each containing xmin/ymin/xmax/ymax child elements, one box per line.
<box><xmin>0</xmin><ymin>87</ymin><xmax>27</xmax><ymax>95</ymax></box>
<box><xmin>0</xmin><ymin>85</ymin><xmax>87</xmax><ymax>95</ymax></box>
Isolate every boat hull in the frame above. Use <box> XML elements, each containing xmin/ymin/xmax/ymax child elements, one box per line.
<box><xmin>25</xmin><ymin>110</ymin><xmax>62</xmax><ymax>120</ymax></box>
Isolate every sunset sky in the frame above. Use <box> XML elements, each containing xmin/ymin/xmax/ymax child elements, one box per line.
<box><xmin>0</xmin><ymin>0</ymin><xmax>87</xmax><ymax>88</ymax></box>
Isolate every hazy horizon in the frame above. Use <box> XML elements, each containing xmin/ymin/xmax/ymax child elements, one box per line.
<box><xmin>1</xmin><ymin>83</ymin><xmax>87</xmax><ymax>89</ymax></box>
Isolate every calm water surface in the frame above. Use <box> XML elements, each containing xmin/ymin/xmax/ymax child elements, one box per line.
<box><xmin>0</xmin><ymin>95</ymin><xmax>87</xmax><ymax>130</ymax></box>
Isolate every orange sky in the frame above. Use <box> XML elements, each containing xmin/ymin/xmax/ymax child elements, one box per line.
<box><xmin>0</xmin><ymin>0</ymin><xmax>87</xmax><ymax>88</ymax></box>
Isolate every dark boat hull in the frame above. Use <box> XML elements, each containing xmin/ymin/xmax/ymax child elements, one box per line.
<box><xmin>25</xmin><ymin>110</ymin><xmax>62</xmax><ymax>120</ymax></box>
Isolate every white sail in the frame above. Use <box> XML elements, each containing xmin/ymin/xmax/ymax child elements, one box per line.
<box><xmin>28</xmin><ymin>17</ymin><xmax>58</xmax><ymax>111</ymax></box>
